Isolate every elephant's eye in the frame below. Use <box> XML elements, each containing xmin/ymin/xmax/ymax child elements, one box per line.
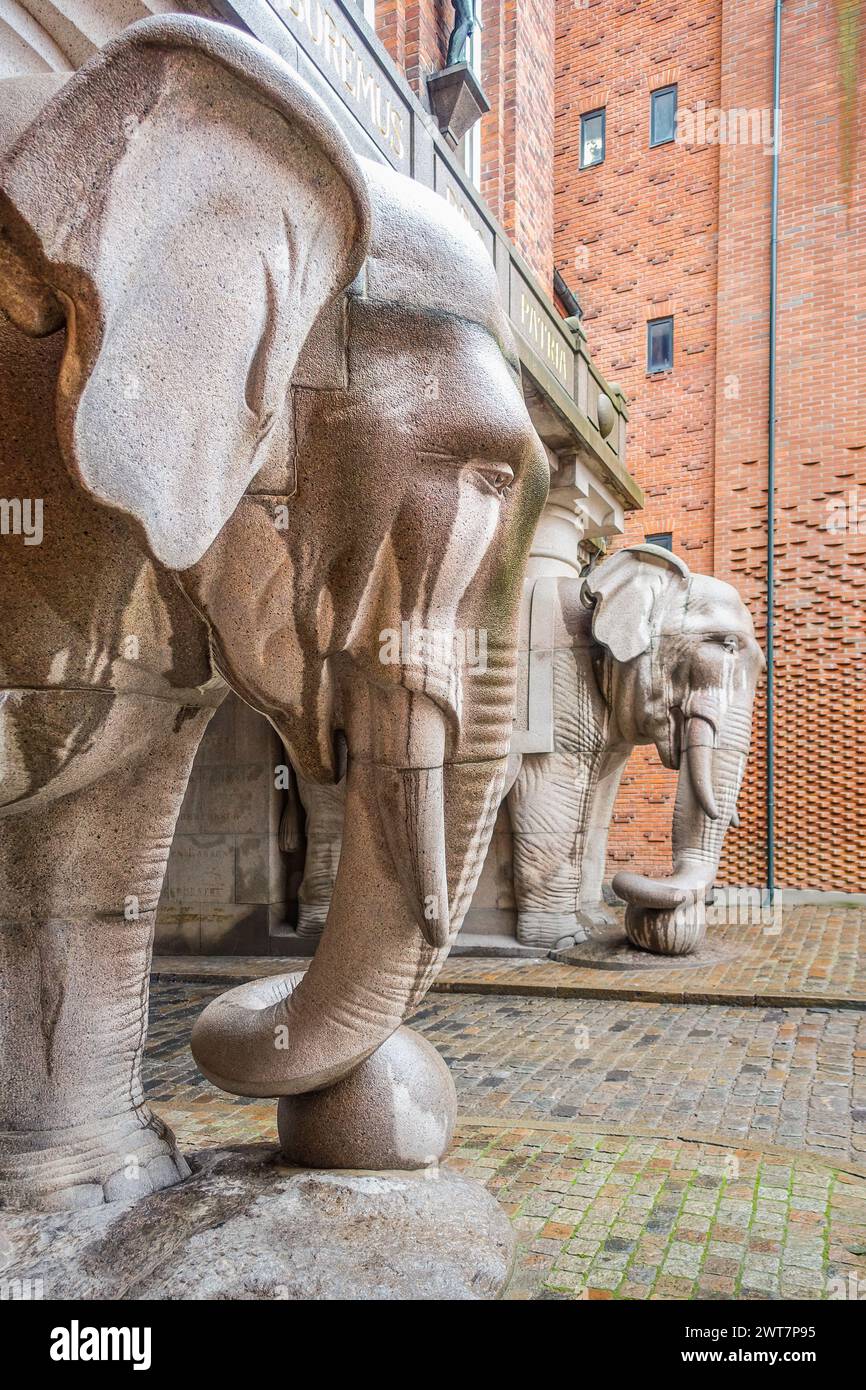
<box><xmin>470</xmin><ymin>461</ymin><xmax>514</xmax><ymax>499</ymax></box>
<box><xmin>712</xmin><ymin>634</ymin><xmax>740</xmax><ymax>653</ymax></box>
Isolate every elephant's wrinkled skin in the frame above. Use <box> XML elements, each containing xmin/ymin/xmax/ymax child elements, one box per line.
<box><xmin>0</xmin><ymin>17</ymin><xmax>547</xmax><ymax>1208</ymax></box>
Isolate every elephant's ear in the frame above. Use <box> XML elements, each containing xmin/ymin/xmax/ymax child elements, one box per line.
<box><xmin>584</xmin><ymin>544</ymin><xmax>691</xmax><ymax>662</ymax></box>
<box><xmin>0</xmin><ymin>16</ymin><xmax>370</xmax><ymax>570</ymax></box>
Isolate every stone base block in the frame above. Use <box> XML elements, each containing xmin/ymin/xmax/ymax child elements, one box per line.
<box><xmin>550</xmin><ymin>929</ymin><xmax>736</xmax><ymax>971</ymax></box>
<box><xmin>266</xmin><ymin>927</ymin><xmax>319</xmax><ymax>957</ymax></box>
<box><xmin>451</xmin><ymin>932</ymin><xmax>547</xmax><ymax>959</ymax></box>
<box><xmin>0</xmin><ymin>1145</ymin><xmax>515</xmax><ymax>1301</ymax></box>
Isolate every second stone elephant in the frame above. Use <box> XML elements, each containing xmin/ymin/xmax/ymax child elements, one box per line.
<box><xmin>290</xmin><ymin>545</ymin><xmax>763</xmax><ymax>956</ymax></box>
<box><xmin>507</xmin><ymin>544</ymin><xmax>764</xmax><ymax>954</ymax></box>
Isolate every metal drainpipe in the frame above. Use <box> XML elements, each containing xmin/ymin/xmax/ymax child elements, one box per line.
<box><xmin>767</xmin><ymin>0</ymin><xmax>784</xmax><ymax>904</ymax></box>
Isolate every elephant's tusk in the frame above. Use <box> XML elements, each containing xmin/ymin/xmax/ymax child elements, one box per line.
<box><xmin>685</xmin><ymin>743</ymin><xmax>719</xmax><ymax>822</ymax></box>
<box><xmin>372</xmin><ymin>691</ymin><xmax>450</xmax><ymax>948</ymax></box>
<box><xmin>683</xmin><ymin>715</ymin><xmax>719</xmax><ymax>822</ymax></box>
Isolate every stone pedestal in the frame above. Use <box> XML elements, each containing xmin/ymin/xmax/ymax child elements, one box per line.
<box><xmin>0</xmin><ymin>1147</ymin><xmax>515</xmax><ymax>1301</ymax></box>
<box><xmin>551</xmin><ymin>926</ymin><xmax>735</xmax><ymax>971</ymax></box>
<box><xmin>426</xmin><ymin>62</ymin><xmax>489</xmax><ymax>150</ymax></box>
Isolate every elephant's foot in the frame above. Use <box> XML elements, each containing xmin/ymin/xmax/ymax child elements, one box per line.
<box><xmin>516</xmin><ymin>910</ymin><xmax>581</xmax><ymax>950</ymax></box>
<box><xmin>553</xmin><ymin>904</ymin><xmax>623</xmax><ymax>951</ymax></box>
<box><xmin>0</xmin><ymin>1107</ymin><xmax>190</xmax><ymax>1211</ymax></box>
<box><xmin>278</xmin><ymin>1026</ymin><xmax>456</xmax><ymax>1170</ymax></box>
<box><xmin>551</xmin><ymin>928</ymin><xmax>588</xmax><ymax>952</ymax></box>
<box><xmin>577</xmin><ymin>904</ymin><xmax>620</xmax><ymax>935</ymax></box>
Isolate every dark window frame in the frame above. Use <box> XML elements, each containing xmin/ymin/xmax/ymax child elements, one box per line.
<box><xmin>580</xmin><ymin>107</ymin><xmax>606</xmax><ymax>169</ymax></box>
<box><xmin>647</xmin><ymin>316</ymin><xmax>674</xmax><ymax>374</ymax></box>
<box><xmin>645</xmin><ymin>532</ymin><xmax>673</xmax><ymax>552</ymax></box>
<box><xmin>650</xmin><ymin>84</ymin><xmax>678</xmax><ymax>147</ymax></box>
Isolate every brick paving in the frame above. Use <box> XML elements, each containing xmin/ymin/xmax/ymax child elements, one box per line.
<box><xmin>438</xmin><ymin>904</ymin><xmax>866</xmax><ymax>1009</ymax></box>
<box><xmin>451</xmin><ymin>1128</ymin><xmax>866</xmax><ymax>1301</ymax></box>
<box><xmin>416</xmin><ymin>994</ymin><xmax>866</xmax><ymax>1166</ymax></box>
<box><xmin>147</xmin><ymin>982</ymin><xmax>866</xmax><ymax>1167</ymax></box>
<box><xmin>153</xmin><ymin>903</ymin><xmax>866</xmax><ymax>1009</ymax></box>
<box><xmin>144</xmin><ymin>977</ymin><xmax>866</xmax><ymax>1300</ymax></box>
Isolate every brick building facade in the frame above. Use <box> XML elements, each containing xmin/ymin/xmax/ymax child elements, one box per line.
<box><xmin>378</xmin><ymin>0</ymin><xmax>865</xmax><ymax>896</ymax></box>
<box><xmin>554</xmin><ymin>0</ymin><xmax>725</xmax><ymax>885</ymax></box>
<box><xmin>553</xmin><ymin>0</ymin><xmax>865</xmax><ymax>893</ymax></box>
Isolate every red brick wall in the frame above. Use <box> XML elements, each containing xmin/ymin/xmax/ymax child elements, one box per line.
<box><xmin>553</xmin><ymin>0</ymin><xmax>866</xmax><ymax>892</ymax></box>
<box><xmin>715</xmin><ymin>0</ymin><xmax>866</xmax><ymax>893</ymax></box>
<box><xmin>479</xmin><ymin>0</ymin><xmax>507</xmax><ymax>222</ymax></box>
<box><xmin>495</xmin><ymin>0</ymin><xmax>557</xmax><ymax>282</ymax></box>
<box><xmin>554</xmin><ymin>0</ymin><xmax>723</xmax><ymax>881</ymax></box>
<box><xmin>710</xmin><ymin>0</ymin><xmax>775</xmax><ymax>889</ymax></box>
<box><xmin>376</xmin><ymin>0</ymin><xmax>407</xmax><ymax>70</ymax></box>
<box><xmin>377</xmin><ymin>0</ymin><xmax>866</xmax><ymax>893</ymax></box>
<box><xmin>377</xmin><ymin>0</ymin><xmax>450</xmax><ymax>95</ymax></box>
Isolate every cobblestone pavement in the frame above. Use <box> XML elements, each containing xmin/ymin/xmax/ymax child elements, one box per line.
<box><xmin>438</xmin><ymin>903</ymin><xmax>866</xmax><ymax>1008</ymax></box>
<box><xmin>417</xmin><ymin>994</ymin><xmax>866</xmax><ymax>1165</ymax></box>
<box><xmin>144</xmin><ymin>979</ymin><xmax>866</xmax><ymax>1300</ymax></box>
<box><xmin>147</xmin><ymin>983</ymin><xmax>866</xmax><ymax>1165</ymax></box>
<box><xmin>153</xmin><ymin>903</ymin><xmax>866</xmax><ymax>1008</ymax></box>
<box><xmin>451</xmin><ymin>1126</ymin><xmax>866</xmax><ymax>1301</ymax></box>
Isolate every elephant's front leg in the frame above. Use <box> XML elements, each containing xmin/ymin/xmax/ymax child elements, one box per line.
<box><xmin>0</xmin><ymin>695</ymin><xmax>213</xmax><ymax>1210</ymax></box>
<box><xmin>577</xmin><ymin>745</ymin><xmax>630</xmax><ymax>931</ymax></box>
<box><xmin>507</xmin><ymin>750</ymin><xmax>600</xmax><ymax>950</ymax></box>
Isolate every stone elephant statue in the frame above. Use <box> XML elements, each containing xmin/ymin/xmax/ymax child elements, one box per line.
<box><xmin>290</xmin><ymin>545</ymin><xmax>763</xmax><ymax>958</ymax></box>
<box><xmin>0</xmin><ymin>16</ymin><xmax>547</xmax><ymax>1209</ymax></box>
<box><xmin>506</xmin><ymin>545</ymin><xmax>764</xmax><ymax>955</ymax></box>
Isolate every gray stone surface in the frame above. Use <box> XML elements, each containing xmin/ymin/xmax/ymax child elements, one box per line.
<box><xmin>550</xmin><ymin>931</ymin><xmax>737</xmax><ymax>972</ymax></box>
<box><xmin>158</xmin><ymin>696</ymin><xmax>290</xmax><ymax>952</ymax></box>
<box><xmin>1</xmin><ymin>1146</ymin><xmax>515</xmax><ymax>1300</ymax></box>
<box><xmin>278</xmin><ymin>1025</ymin><xmax>457</xmax><ymax>1169</ymax></box>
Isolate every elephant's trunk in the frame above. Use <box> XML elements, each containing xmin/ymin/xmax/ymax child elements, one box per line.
<box><xmin>613</xmin><ymin>700</ymin><xmax>752</xmax><ymax>954</ymax></box>
<box><xmin>191</xmin><ymin>667</ymin><xmax>511</xmax><ymax>1096</ymax></box>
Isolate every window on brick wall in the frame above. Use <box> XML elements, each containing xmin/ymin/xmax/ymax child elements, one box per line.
<box><xmin>645</xmin><ymin>532</ymin><xmax>673</xmax><ymax>552</ymax></box>
<box><xmin>580</xmin><ymin>109</ymin><xmax>605</xmax><ymax>169</ymax></box>
<box><xmin>650</xmin><ymin>85</ymin><xmax>677</xmax><ymax>146</ymax></box>
<box><xmin>647</xmin><ymin>316</ymin><xmax>674</xmax><ymax>373</ymax></box>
